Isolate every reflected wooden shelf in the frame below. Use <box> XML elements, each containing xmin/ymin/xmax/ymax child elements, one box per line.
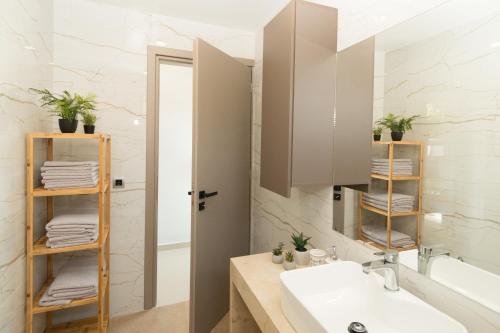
<box><xmin>359</xmin><ymin>234</ymin><xmax>417</xmax><ymax>252</ymax></box>
<box><xmin>371</xmin><ymin>173</ymin><xmax>420</xmax><ymax>181</ymax></box>
<box><xmin>372</xmin><ymin>140</ymin><xmax>422</xmax><ymax>145</ymax></box>
<box><xmin>33</xmin><ymin>227</ymin><xmax>110</xmax><ymax>256</ymax></box>
<box><xmin>29</xmin><ymin>132</ymin><xmax>111</xmax><ymax>140</ymax></box>
<box><xmin>47</xmin><ymin>316</ymin><xmax>108</xmax><ymax>333</ymax></box>
<box><xmin>360</xmin><ymin>202</ymin><xmax>419</xmax><ymax>217</ymax></box>
<box><xmin>32</xmin><ymin>182</ymin><xmax>109</xmax><ymax>197</ymax></box>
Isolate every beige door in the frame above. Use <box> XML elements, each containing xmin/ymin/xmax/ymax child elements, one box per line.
<box><xmin>190</xmin><ymin>39</ymin><xmax>252</xmax><ymax>333</ymax></box>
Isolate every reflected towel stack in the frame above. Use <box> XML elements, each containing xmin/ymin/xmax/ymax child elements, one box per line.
<box><xmin>372</xmin><ymin>158</ymin><xmax>413</xmax><ymax>176</ymax></box>
<box><xmin>39</xmin><ymin>256</ymin><xmax>98</xmax><ymax>306</ymax></box>
<box><xmin>363</xmin><ymin>192</ymin><xmax>415</xmax><ymax>212</ymax></box>
<box><xmin>45</xmin><ymin>213</ymin><xmax>99</xmax><ymax>248</ymax></box>
<box><xmin>41</xmin><ymin>161</ymin><xmax>99</xmax><ymax>189</ymax></box>
<box><xmin>362</xmin><ymin>223</ymin><xmax>415</xmax><ymax>248</ymax></box>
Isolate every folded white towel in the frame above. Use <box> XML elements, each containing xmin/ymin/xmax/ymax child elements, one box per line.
<box><xmin>43</xmin><ymin>181</ymin><xmax>98</xmax><ymax>189</ymax></box>
<box><xmin>39</xmin><ymin>256</ymin><xmax>97</xmax><ymax>306</ymax></box>
<box><xmin>41</xmin><ymin>166</ymin><xmax>99</xmax><ymax>173</ymax></box>
<box><xmin>43</xmin><ymin>161</ymin><xmax>99</xmax><ymax>167</ymax></box>
<box><xmin>45</xmin><ymin>214</ymin><xmax>99</xmax><ymax>248</ymax></box>
<box><xmin>362</xmin><ymin>224</ymin><xmax>415</xmax><ymax>248</ymax></box>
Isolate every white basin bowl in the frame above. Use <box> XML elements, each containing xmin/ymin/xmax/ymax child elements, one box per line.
<box><xmin>280</xmin><ymin>261</ymin><xmax>467</xmax><ymax>333</ymax></box>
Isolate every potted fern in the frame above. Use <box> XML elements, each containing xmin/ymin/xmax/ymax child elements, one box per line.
<box><xmin>31</xmin><ymin>89</ymin><xmax>80</xmax><ymax>133</ymax></box>
<box><xmin>291</xmin><ymin>232</ymin><xmax>311</xmax><ymax>266</ymax></box>
<box><xmin>376</xmin><ymin>113</ymin><xmax>419</xmax><ymax>141</ymax></box>
<box><xmin>373</xmin><ymin>126</ymin><xmax>383</xmax><ymax>141</ymax></box>
<box><xmin>272</xmin><ymin>242</ymin><xmax>284</xmax><ymax>264</ymax></box>
<box><xmin>283</xmin><ymin>251</ymin><xmax>296</xmax><ymax>270</ymax></box>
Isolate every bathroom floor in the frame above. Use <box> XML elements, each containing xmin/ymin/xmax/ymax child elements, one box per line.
<box><xmin>108</xmin><ymin>302</ymin><xmax>229</xmax><ymax>333</ymax></box>
<box><xmin>157</xmin><ymin>245</ymin><xmax>191</xmax><ymax>306</ymax></box>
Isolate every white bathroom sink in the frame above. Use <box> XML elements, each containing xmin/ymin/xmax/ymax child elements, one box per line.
<box><xmin>280</xmin><ymin>261</ymin><xmax>467</xmax><ymax>333</ymax></box>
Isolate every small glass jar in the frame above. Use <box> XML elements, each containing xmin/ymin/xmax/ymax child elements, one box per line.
<box><xmin>309</xmin><ymin>249</ymin><xmax>326</xmax><ymax>266</ymax></box>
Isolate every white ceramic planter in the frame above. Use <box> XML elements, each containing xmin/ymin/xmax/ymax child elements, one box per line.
<box><xmin>283</xmin><ymin>260</ymin><xmax>296</xmax><ymax>271</ymax></box>
<box><xmin>294</xmin><ymin>249</ymin><xmax>310</xmax><ymax>266</ymax></box>
<box><xmin>272</xmin><ymin>254</ymin><xmax>283</xmax><ymax>264</ymax></box>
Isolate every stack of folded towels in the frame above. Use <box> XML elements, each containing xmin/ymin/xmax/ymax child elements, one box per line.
<box><xmin>363</xmin><ymin>192</ymin><xmax>415</xmax><ymax>212</ymax></box>
<box><xmin>362</xmin><ymin>223</ymin><xmax>415</xmax><ymax>248</ymax></box>
<box><xmin>45</xmin><ymin>213</ymin><xmax>99</xmax><ymax>248</ymax></box>
<box><xmin>39</xmin><ymin>256</ymin><xmax>97</xmax><ymax>306</ymax></box>
<box><xmin>371</xmin><ymin>158</ymin><xmax>413</xmax><ymax>176</ymax></box>
<box><xmin>41</xmin><ymin>161</ymin><xmax>99</xmax><ymax>189</ymax></box>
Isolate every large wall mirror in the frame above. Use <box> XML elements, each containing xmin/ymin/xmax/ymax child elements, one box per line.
<box><xmin>335</xmin><ymin>0</ymin><xmax>500</xmax><ymax>313</ymax></box>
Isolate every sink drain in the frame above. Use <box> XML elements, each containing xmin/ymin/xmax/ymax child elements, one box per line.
<box><xmin>348</xmin><ymin>322</ymin><xmax>368</xmax><ymax>333</ymax></box>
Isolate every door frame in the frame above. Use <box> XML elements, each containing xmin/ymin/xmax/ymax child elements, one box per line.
<box><xmin>144</xmin><ymin>46</ymin><xmax>254</xmax><ymax>310</ymax></box>
<box><xmin>145</xmin><ymin>46</ymin><xmax>193</xmax><ymax>310</ymax></box>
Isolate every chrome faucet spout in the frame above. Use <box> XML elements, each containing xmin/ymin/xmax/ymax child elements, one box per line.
<box><xmin>362</xmin><ymin>251</ymin><xmax>400</xmax><ymax>291</ymax></box>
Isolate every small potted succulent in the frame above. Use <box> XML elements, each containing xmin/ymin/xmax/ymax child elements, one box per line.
<box><xmin>77</xmin><ymin>93</ymin><xmax>97</xmax><ymax>134</ymax></box>
<box><xmin>272</xmin><ymin>242</ymin><xmax>284</xmax><ymax>264</ymax></box>
<box><xmin>373</xmin><ymin>126</ymin><xmax>383</xmax><ymax>141</ymax></box>
<box><xmin>283</xmin><ymin>251</ymin><xmax>296</xmax><ymax>271</ymax></box>
<box><xmin>376</xmin><ymin>113</ymin><xmax>419</xmax><ymax>141</ymax></box>
<box><xmin>82</xmin><ymin>110</ymin><xmax>97</xmax><ymax>134</ymax></box>
<box><xmin>291</xmin><ymin>232</ymin><xmax>311</xmax><ymax>266</ymax></box>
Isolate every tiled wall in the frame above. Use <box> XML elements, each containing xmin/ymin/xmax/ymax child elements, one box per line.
<box><xmin>382</xmin><ymin>13</ymin><xmax>500</xmax><ymax>275</ymax></box>
<box><xmin>0</xmin><ymin>0</ymin><xmax>53</xmax><ymax>332</ymax></box>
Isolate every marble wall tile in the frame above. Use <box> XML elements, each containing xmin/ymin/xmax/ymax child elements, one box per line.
<box><xmin>382</xmin><ymin>13</ymin><xmax>500</xmax><ymax>275</ymax></box>
<box><xmin>0</xmin><ymin>0</ymin><xmax>53</xmax><ymax>332</ymax></box>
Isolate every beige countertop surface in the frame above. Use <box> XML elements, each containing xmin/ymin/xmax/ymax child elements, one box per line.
<box><xmin>230</xmin><ymin>252</ymin><xmax>297</xmax><ymax>333</ymax></box>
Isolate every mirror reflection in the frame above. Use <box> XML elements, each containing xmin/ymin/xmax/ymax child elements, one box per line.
<box><xmin>336</xmin><ymin>0</ymin><xmax>500</xmax><ymax>313</ymax></box>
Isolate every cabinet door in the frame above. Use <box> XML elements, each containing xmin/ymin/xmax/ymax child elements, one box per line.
<box><xmin>260</xmin><ymin>0</ymin><xmax>337</xmax><ymax>198</ymax></box>
<box><xmin>260</xmin><ymin>1</ymin><xmax>295</xmax><ymax>197</ymax></box>
<box><xmin>292</xmin><ymin>0</ymin><xmax>337</xmax><ymax>186</ymax></box>
<box><xmin>334</xmin><ymin>37</ymin><xmax>375</xmax><ymax>186</ymax></box>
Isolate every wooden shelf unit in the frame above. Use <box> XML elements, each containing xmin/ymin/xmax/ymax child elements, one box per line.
<box><xmin>26</xmin><ymin>133</ymin><xmax>111</xmax><ymax>333</ymax></box>
<box><xmin>358</xmin><ymin>140</ymin><xmax>423</xmax><ymax>251</ymax></box>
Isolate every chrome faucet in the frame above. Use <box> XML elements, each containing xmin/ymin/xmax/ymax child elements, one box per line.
<box><xmin>418</xmin><ymin>245</ymin><xmax>450</xmax><ymax>275</ymax></box>
<box><xmin>362</xmin><ymin>250</ymin><xmax>400</xmax><ymax>291</ymax></box>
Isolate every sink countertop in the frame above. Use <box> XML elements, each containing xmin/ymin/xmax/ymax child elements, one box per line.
<box><xmin>230</xmin><ymin>252</ymin><xmax>297</xmax><ymax>333</ymax></box>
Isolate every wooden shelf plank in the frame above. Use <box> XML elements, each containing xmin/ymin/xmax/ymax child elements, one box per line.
<box><xmin>32</xmin><ymin>185</ymin><xmax>101</xmax><ymax>197</ymax></box>
<box><xmin>28</xmin><ymin>132</ymin><xmax>110</xmax><ymax>140</ymax></box>
<box><xmin>372</xmin><ymin>140</ymin><xmax>422</xmax><ymax>145</ymax></box>
<box><xmin>360</xmin><ymin>202</ymin><xmax>419</xmax><ymax>217</ymax></box>
<box><xmin>32</xmin><ymin>227</ymin><xmax>109</xmax><ymax>256</ymax></box>
<box><xmin>371</xmin><ymin>173</ymin><xmax>421</xmax><ymax>181</ymax></box>
<box><xmin>47</xmin><ymin>316</ymin><xmax>108</xmax><ymax>333</ymax></box>
<box><xmin>47</xmin><ymin>317</ymin><xmax>108</xmax><ymax>333</ymax></box>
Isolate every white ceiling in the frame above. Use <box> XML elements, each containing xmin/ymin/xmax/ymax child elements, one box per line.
<box><xmin>92</xmin><ymin>0</ymin><xmax>289</xmax><ymax>32</ymax></box>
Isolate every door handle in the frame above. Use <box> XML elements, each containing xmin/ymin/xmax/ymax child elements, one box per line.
<box><xmin>199</xmin><ymin>190</ymin><xmax>218</xmax><ymax>200</ymax></box>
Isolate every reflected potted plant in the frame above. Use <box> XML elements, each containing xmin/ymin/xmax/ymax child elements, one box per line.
<box><xmin>283</xmin><ymin>251</ymin><xmax>296</xmax><ymax>271</ymax></box>
<box><xmin>291</xmin><ymin>232</ymin><xmax>311</xmax><ymax>266</ymax></box>
<box><xmin>77</xmin><ymin>93</ymin><xmax>97</xmax><ymax>134</ymax></box>
<box><xmin>272</xmin><ymin>242</ymin><xmax>284</xmax><ymax>264</ymax></box>
<box><xmin>82</xmin><ymin>110</ymin><xmax>97</xmax><ymax>134</ymax></box>
<box><xmin>373</xmin><ymin>126</ymin><xmax>383</xmax><ymax>141</ymax></box>
<box><xmin>376</xmin><ymin>113</ymin><xmax>419</xmax><ymax>141</ymax></box>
